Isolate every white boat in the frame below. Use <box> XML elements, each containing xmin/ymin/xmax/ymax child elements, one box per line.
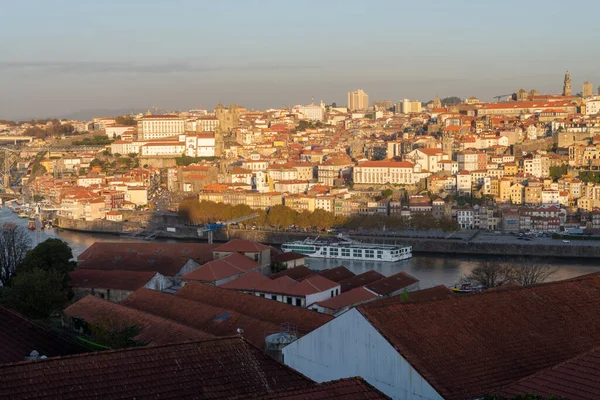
<box><xmin>281</xmin><ymin>235</ymin><xmax>412</xmax><ymax>262</ymax></box>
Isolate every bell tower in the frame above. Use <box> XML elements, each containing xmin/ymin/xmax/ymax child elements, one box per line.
<box><xmin>563</xmin><ymin>71</ymin><xmax>572</xmax><ymax>97</ymax></box>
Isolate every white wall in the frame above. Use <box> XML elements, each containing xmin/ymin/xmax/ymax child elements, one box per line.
<box><xmin>283</xmin><ymin>308</ymin><xmax>443</xmax><ymax>400</ymax></box>
<box><xmin>305</xmin><ymin>286</ymin><xmax>340</xmax><ymax>308</ymax></box>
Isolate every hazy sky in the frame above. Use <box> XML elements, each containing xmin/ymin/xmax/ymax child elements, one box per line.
<box><xmin>1</xmin><ymin>0</ymin><xmax>599</xmax><ymax>119</ymax></box>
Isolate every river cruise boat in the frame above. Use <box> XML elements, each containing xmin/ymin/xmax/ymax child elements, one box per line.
<box><xmin>281</xmin><ymin>235</ymin><xmax>412</xmax><ymax>262</ymax></box>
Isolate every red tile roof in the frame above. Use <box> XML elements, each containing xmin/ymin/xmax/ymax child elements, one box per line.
<box><xmin>318</xmin><ymin>266</ymin><xmax>356</xmax><ymax>282</ymax></box>
<box><xmin>358</xmin><ymin>273</ymin><xmax>600</xmax><ymax>400</ymax></box>
<box><xmin>292</xmin><ymin>275</ymin><xmax>340</xmax><ymax>296</ymax></box>
<box><xmin>181</xmin><ymin>252</ymin><xmax>259</xmax><ymax>283</ymax></box>
<box><xmin>121</xmin><ymin>288</ymin><xmax>280</xmax><ymax>348</ymax></box>
<box><xmin>0</xmin><ymin>306</ymin><xmax>85</xmax><ymax>365</ymax></box>
<box><xmin>272</xmin><ymin>251</ymin><xmax>306</xmax><ymax>263</ymax></box>
<box><xmin>69</xmin><ymin>269</ymin><xmax>158</xmax><ymax>291</ymax></box>
<box><xmin>364</xmin><ymin>272</ymin><xmax>419</xmax><ymax>296</ymax></box>
<box><xmin>176</xmin><ymin>283</ymin><xmax>332</xmax><ymax>335</ymax></box>
<box><xmin>220</xmin><ymin>270</ymin><xmax>272</xmax><ymax>291</ymax></box>
<box><xmin>252</xmin><ymin>377</ymin><xmax>390</xmax><ymax>399</ymax></box>
<box><xmin>214</xmin><ymin>239</ymin><xmax>271</xmax><ymax>253</ymax></box>
<box><xmin>0</xmin><ymin>337</ymin><xmax>312</xmax><ymax>399</ymax></box>
<box><xmin>315</xmin><ymin>287</ymin><xmax>378</xmax><ymax>312</ymax></box>
<box><xmin>77</xmin><ymin>253</ymin><xmax>195</xmax><ymax>277</ymax></box>
<box><xmin>498</xmin><ymin>346</ymin><xmax>600</xmax><ymax>400</ymax></box>
<box><xmin>64</xmin><ymin>295</ymin><xmax>213</xmax><ymax>345</ymax></box>
<box><xmin>339</xmin><ymin>270</ymin><xmax>385</xmax><ymax>293</ymax></box>
<box><xmin>270</xmin><ymin>265</ymin><xmax>315</xmax><ymax>281</ymax></box>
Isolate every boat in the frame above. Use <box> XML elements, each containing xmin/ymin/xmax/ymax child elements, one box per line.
<box><xmin>281</xmin><ymin>235</ymin><xmax>412</xmax><ymax>262</ymax></box>
<box><xmin>28</xmin><ymin>219</ymin><xmax>36</xmax><ymax>231</ymax></box>
<box><xmin>450</xmin><ymin>282</ymin><xmax>482</xmax><ymax>294</ymax></box>
<box><xmin>18</xmin><ymin>212</ymin><xmax>29</xmax><ymax>219</ymax></box>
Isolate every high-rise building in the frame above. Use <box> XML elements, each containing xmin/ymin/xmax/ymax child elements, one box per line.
<box><xmin>372</xmin><ymin>100</ymin><xmax>393</xmax><ymax>110</ymax></box>
<box><xmin>396</xmin><ymin>99</ymin><xmax>422</xmax><ymax>114</ymax></box>
<box><xmin>563</xmin><ymin>71</ymin><xmax>572</xmax><ymax>97</ymax></box>
<box><xmin>347</xmin><ymin>90</ymin><xmax>369</xmax><ymax>111</ymax></box>
<box><xmin>582</xmin><ymin>81</ymin><xmax>594</xmax><ymax>98</ymax></box>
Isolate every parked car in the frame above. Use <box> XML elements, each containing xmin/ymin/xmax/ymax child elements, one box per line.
<box><xmin>563</xmin><ymin>240</ymin><xmax>571</xmax><ymax>243</ymax></box>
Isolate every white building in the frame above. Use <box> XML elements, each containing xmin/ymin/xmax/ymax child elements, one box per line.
<box><xmin>140</xmin><ymin>141</ymin><xmax>185</xmax><ymax>157</ymax></box>
<box><xmin>111</xmin><ymin>140</ymin><xmax>148</xmax><ymax>155</ymax></box>
<box><xmin>405</xmin><ymin>148</ymin><xmax>449</xmax><ymax>173</ymax></box>
<box><xmin>182</xmin><ymin>133</ymin><xmax>215</xmax><ymax>157</ymax></box>
<box><xmin>283</xmin><ymin>307</ymin><xmax>444</xmax><ymax>400</ymax></box>
<box><xmin>293</xmin><ymin>104</ymin><xmax>324</xmax><ymax>121</ymax></box>
<box><xmin>396</xmin><ymin>99</ymin><xmax>422</xmax><ymax>114</ymax></box>
<box><xmin>585</xmin><ymin>99</ymin><xmax>600</xmax><ymax>115</ymax></box>
<box><xmin>138</xmin><ymin>115</ymin><xmax>186</xmax><ymax>140</ymax></box>
<box><xmin>197</xmin><ymin>117</ymin><xmax>220</xmax><ymax>131</ymax></box>
<box><xmin>353</xmin><ymin>160</ymin><xmax>421</xmax><ymax>185</ymax></box>
<box><xmin>456</xmin><ymin>171</ymin><xmax>472</xmax><ymax>195</ymax></box>
<box><xmin>105</xmin><ymin>125</ymin><xmax>135</xmax><ymax>139</ymax></box>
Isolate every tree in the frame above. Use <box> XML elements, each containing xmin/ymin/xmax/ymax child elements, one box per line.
<box><xmin>463</xmin><ymin>260</ymin><xmax>515</xmax><ymax>289</ymax></box>
<box><xmin>266</xmin><ymin>205</ymin><xmax>297</xmax><ymax>229</ymax></box>
<box><xmin>514</xmin><ymin>262</ymin><xmax>557</xmax><ymax>287</ymax></box>
<box><xmin>295</xmin><ymin>210</ymin><xmax>312</xmax><ymax>230</ymax></box>
<box><xmin>0</xmin><ymin>268</ymin><xmax>69</xmax><ymax>320</ymax></box>
<box><xmin>19</xmin><ymin>239</ymin><xmax>76</xmax><ymax>291</ymax></box>
<box><xmin>0</xmin><ymin>223</ymin><xmax>32</xmax><ymax>287</ymax></box>
<box><xmin>88</xmin><ymin>317</ymin><xmax>147</xmax><ymax>349</ymax></box>
<box><xmin>310</xmin><ymin>209</ymin><xmax>335</xmax><ymax>231</ymax></box>
<box><xmin>271</xmin><ymin>261</ymin><xmax>287</xmax><ymax>274</ymax></box>
<box><xmin>115</xmin><ymin>116</ymin><xmax>136</xmax><ymax>126</ymax></box>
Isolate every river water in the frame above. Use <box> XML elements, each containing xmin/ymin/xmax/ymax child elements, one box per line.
<box><xmin>3</xmin><ymin>208</ymin><xmax>599</xmax><ymax>288</ymax></box>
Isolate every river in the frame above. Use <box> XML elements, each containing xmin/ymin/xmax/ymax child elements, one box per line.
<box><xmin>3</xmin><ymin>208</ymin><xmax>599</xmax><ymax>288</ymax></box>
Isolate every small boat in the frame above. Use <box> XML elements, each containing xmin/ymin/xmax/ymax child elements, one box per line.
<box><xmin>450</xmin><ymin>282</ymin><xmax>481</xmax><ymax>294</ymax></box>
<box><xmin>18</xmin><ymin>213</ymin><xmax>29</xmax><ymax>219</ymax></box>
<box><xmin>28</xmin><ymin>219</ymin><xmax>36</xmax><ymax>231</ymax></box>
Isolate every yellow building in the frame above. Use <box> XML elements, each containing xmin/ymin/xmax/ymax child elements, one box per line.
<box><xmin>503</xmin><ymin>163</ymin><xmax>518</xmax><ymax>176</ymax></box>
<box><xmin>40</xmin><ymin>159</ymin><xmax>56</xmax><ymax>173</ymax></box>
<box><xmin>499</xmin><ymin>178</ymin><xmax>513</xmax><ymax>202</ymax></box>
<box><xmin>510</xmin><ymin>183</ymin><xmax>525</xmax><ymax>205</ymax></box>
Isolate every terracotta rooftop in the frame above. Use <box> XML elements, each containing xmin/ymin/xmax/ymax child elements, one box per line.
<box><xmin>339</xmin><ymin>270</ymin><xmax>385</xmax><ymax>293</ymax></box>
<box><xmin>498</xmin><ymin>346</ymin><xmax>600</xmax><ymax>400</ymax></box>
<box><xmin>364</xmin><ymin>271</ymin><xmax>419</xmax><ymax>296</ymax></box>
<box><xmin>269</xmin><ymin>265</ymin><xmax>315</xmax><ymax>281</ymax></box>
<box><xmin>78</xmin><ymin>242</ymin><xmax>218</xmax><ymax>265</ymax></box>
<box><xmin>64</xmin><ymin>296</ymin><xmax>213</xmax><ymax>345</ymax></box>
<box><xmin>220</xmin><ymin>270</ymin><xmax>272</xmax><ymax>291</ymax></box>
<box><xmin>121</xmin><ymin>288</ymin><xmax>280</xmax><ymax>348</ymax></box>
<box><xmin>318</xmin><ymin>266</ymin><xmax>356</xmax><ymax>283</ymax></box>
<box><xmin>181</xmin><ymin>252</ymin><xmax>259</xmax><ymax>283</ymax></box>
<box><xmin>252</xmin><ymin>377</ymin><xmax>390</xmax><ymax>399</ymax></box>
<box><xmin>315</xmin><ymin>287</ymin><xmax>378</xmax><ymax>312</ymax></box>
<box><xmin>176</xmin><ymin>283</ymin><xmax>332</xmax><ymax>335</ymax></box>
<box><xmin>213</xmin><ymin>239</ymin><xmax>271</xmax><ymax>253</ymax></box>
<box><xmin>0</xmin><ymin>306</ymin><xmax>85</xmax><ymax>365</ymax></box>
<box><xmin>272</xmin><ymin>251</ymin><xmax>306</xmax><ymax>263</ymax></box>
<box><xmin>69</xmin><ymin>269</ymin><xmax>158</xmax><ymax>291</ymax></box>
<box><xmin>358</xmin><ymin>273</ymin><xmax>600</xmax><ymax>400</ymax></box>
<box><xmin>0</xmin><ymin>337</ymin><xmax>312</xmax><ymax>399</ymax></box>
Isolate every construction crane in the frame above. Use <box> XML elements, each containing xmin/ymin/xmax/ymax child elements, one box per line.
<box><xmin>493</xmin><ymin>94</ymin><xmax>514</xmax><ymax>102</ymax></box>
<box><xmin>197</xmin><ymin>213</ymin><xmax>259</xmax><ymax>243</ymax></box>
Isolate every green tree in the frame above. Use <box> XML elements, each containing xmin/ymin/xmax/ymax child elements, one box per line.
<box><xmin>19</xmin><ymin>239</ymin><xmax>76</xmax><ymax>291</ymax></box>
<box><xmin>271</xmin><ymin>261</ymin><xmax>287</xmax><ymax>274</ymax></box>
<box><xmin>310</xmin><ymin>209</ymin><xmax>335</xmax><ymax>231</ymax></box>
<box><xmin>0</xmin><ymin>268</ymin><xmax>69</xmax><ymax>320</ymax></box>
<box><xmin>114</xmin><ymin>116</ymin><xmax>137</xmax><ymax>126</ymax></box>
<box><xmin>266</xmin><ymin>205</ymin><xmax>297</xmax><ymax>229</ymax></box>
<box><xmin>295</xmin><ymin>210</ymin><xmax>312</xmax><ymax>230</ymax></box>
<box><xmin>549</xmin><ymin>164</ymin><xmax>568</xmax><ymax>180</ymax></box>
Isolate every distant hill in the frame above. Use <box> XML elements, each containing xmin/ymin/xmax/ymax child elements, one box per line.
<box><xmin>17</xmin><ymin>108</ymin><xmax>147</xmax><ymax>122</ymax></box>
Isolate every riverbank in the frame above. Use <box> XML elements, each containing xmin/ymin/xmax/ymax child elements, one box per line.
<box><xmin>55</xmin><ymin>216</ymin><xmax>600</xmax><ymax>259</ymax></box>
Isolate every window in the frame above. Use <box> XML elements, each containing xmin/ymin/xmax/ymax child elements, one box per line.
<box><xmin>336</xmin><ymin>288</ymin><xmax>339</xmax><ymax>295</ymax></box>
<box><xmin>295</xmin><ymin>298</ymin><xmax>302</xmax><ymax>307</ymax></box>
<box><xmin>271</xmin><ymin>295</ymin><xmax>277</xmax><ymax>301</ymax></box>
<box><xmin>286</xmin><ymin>297</ymin><xmax>292</xmax><ymax>304</ymax></box>
<box><xmin>330</xmin><ymin>290</ymin><xmax>334</xmax><ymax>297</ymax></box>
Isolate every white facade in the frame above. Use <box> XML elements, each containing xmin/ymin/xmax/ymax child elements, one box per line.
<box><xmin>353</xmin><ymin>161</ymin><xmax>422</xmax><ymax>185</ymax></box>
<box><xmin>283</xmin><ymin>308</ymin><xmax>443</xmax><ymax>400</ymax></box>
<box><xmin>293</xmin><ymin>104</ymin><xmax>324</xmax><ymax>121</ymax></box>
<box><xmin>111</xmin><ymin>140</ymin><xmax>148</xmax><ymax>155</ymax></box>
<box><xmin>140</xmin><ymin>142</ymin><xmax>185</xmax><ymax>157</ymax></box>
<box><xmin>182</xmin><ymin>133</ymin><xmax>215</xmax><ymax>157</ymax></box>
<box><xmin>197</xmin><ymin>117</ymin><xmax>219</xmax><ymax>131</ymax></box>
<box><xmin>348</xmin><ymin>90</ymin><xmax>369</xmax><ymax>111</ymax></box>
<box><xmin>585</xmin><ymin>99</ymin><xmax>600</xmax><ymax>115</ymax></box>
<box><xmin>105</xmin><ymin>125</ymin><xmax>135</xmax><ymax>138</ymax></box>
<box><xmin>139</xmin><ymin>115</ymin><xmax>185</xmax><ymax>140</ymax></box>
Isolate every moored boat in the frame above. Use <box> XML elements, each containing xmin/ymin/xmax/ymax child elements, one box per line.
<box><xmin>281</xmin><ymin>234</ymin><xmax>412</xmax><ymax>262</ymax></box>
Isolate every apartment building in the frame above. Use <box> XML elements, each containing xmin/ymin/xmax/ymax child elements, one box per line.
<box><xmin>138</xmin><ymin>115</ymin><xmax>185</xmax><ymax>140</ymax></box>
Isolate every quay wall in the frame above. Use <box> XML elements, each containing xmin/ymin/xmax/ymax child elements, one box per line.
<box><xmin>56</xmin><ymin>217</ymin><xmax>600</xmax><ymax>259</ymax></box>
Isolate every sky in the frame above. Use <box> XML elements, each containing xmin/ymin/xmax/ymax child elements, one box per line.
<box><xmin>1</xmin><ymin>0</ymin><xmax>599</xmax><ymax>120</ymax></box>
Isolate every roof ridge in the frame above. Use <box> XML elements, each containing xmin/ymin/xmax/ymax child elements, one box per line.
<box><xmin>0</xmin><ymin>335</ymin><xmax>243</xmax><ymax>370</ymax></box>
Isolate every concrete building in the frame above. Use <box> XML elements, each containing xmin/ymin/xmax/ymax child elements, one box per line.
<box><xmin>583</xmin><ymin>81</ymin><xmax>594</xmax><ymax>98</ymax></box>
<box><xmin>348</xmin><ymin>89</ymin><xmax>369</xmax><ymax>111</ymax></box>
<box><xmin>293</xmin><ymin>103</ymin><xmax>324</xmax><ymax>121</ymax></box>
<box><xmin>138</xmin><ymin>115</ymin><xmax>186</xmax><ymax>140</ymax></box>
<box><xmin>396</xmin><ymin>99</ymin><xmax>422</xmax><ymax>114</ymax></box>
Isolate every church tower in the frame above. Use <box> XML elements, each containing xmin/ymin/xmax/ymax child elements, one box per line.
<box><xmin>563</xmin><ymin>71</ymin><xmax>572</xmax><ymax>97</ymax></box>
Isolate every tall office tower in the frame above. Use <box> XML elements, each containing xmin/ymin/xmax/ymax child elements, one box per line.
<box><xmin>563</xmin><ymin>71</ymin><xmax>572</xmax><ymax>97</ymax></box>
<box><xmin>582</xmin><ymin>81</ymin><xmax>593</xmax><ymax>98</ymax></box>
<box><xmin>347</xmin><ymin>89</ymin><xmax>369</xmax><ymax>111</ymax></box>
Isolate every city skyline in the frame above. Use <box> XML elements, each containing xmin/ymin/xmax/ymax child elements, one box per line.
<box><xmin>1</xmin><ymin>0</ymin><xmax>600</xmax><ymax>119</ymax></box>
